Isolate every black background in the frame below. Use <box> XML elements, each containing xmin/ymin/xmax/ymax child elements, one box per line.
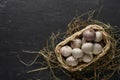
<box><xmin>0</xmin><ymin>0</ymin><xmax>120</xmax><ymax>80</ymax></box>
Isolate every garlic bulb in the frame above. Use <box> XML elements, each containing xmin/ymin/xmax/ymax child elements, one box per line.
<box><xmin>93</xmin><ymin>43</ymin><xmax>102</xmax><ymax>55</ymax></box>
<box><xmin>83</xmin><ymin>28</ymin><xmax>95</xmax><ymax>41</ymax></box>
<box><xmin>72</xmin><ymin>48</ymin><xmax>83</xmax><ymax>59</ymax></box>
<box><xmin>81</xmin><ymin>42</ymin><xmax>93</xmax><ymax>54</ymax></box>
<box><xmin>70</xmin><ymin>39</ymin><xmax>82</xmax><ymax>48</ymax></box>
<box><xmin>66</xmin><ymin>56</ymin><xmax>78</xmax><ymax>66</ymax></box>
<box><xmin>82</xmin><ymin>54</ymin><xmax>93</xmax><ymax>63</ymax></box>
<box><xmin>60</xmin><ymin>46</ymin><xmax>72</xmax><ymax>57</ymax></box>
<box><xmin>95</xmin><ymin>31</ymin><xmax>103</xmax><ymax>42</ymax></box>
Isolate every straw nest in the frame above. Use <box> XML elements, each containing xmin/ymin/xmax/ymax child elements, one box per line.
<box><xmin>55</xmin><ymin>24</ymin><xmax>111</xmax><ymax>72</ymax></box>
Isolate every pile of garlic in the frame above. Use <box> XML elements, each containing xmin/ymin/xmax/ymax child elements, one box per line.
<box><xmin>60</xmin><ymin>28</ymin><xmax>103</xmax><ymax>67</ymax></box>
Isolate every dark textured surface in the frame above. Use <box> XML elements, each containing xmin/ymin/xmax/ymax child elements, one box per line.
<box><xmin>0</xmin><ymin>0</ymin><xmax>120</xmax><ymax>80</ymax></box>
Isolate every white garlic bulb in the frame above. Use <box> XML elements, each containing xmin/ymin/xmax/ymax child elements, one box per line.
<box><xmin>60</xmin><ymin>46</ymin><xmax>72</xmax><ymax>57</ymax></box>
<box><xmin>72</xmin><ymin>48</ymin><xmax>83</xmax><ymax>59</ymax></box>
<box><xmin>66</xmin><ymin>56</ymin><xmax>78</xmax><ymax>66</ymax></box>
<box><xmin>82</xmin><ymin>54</ymin><xmax>93</xmax><ymax>63</ymax></box>
<box><xmin>83</xmin><ymin>28</ymin><xmax>96</xmax><ymax>41</ymax></box>
<box><xmin>93</xmin><ymin>43</ymin><xmax>102</xmax><ymax>55</ymax></box>
<box><xmin>95</xmin><ymin>31</ymin><xmax>103</xmax><ymax>42</ymax></box>
<box><xmin>70</xmin><ymin>39</ymin><xmax>82</xmax><ymax>48</ymax></box>
<box><xmin>81</xmin><ymin>42</ymin><xmax>93</xmax><ymax>54</ymax></box>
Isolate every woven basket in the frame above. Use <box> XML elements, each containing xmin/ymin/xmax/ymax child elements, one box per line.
<box><xmin>55</xmin><ymin>24</ymin><xmax>111</xmax><ymax>72</ymax></box>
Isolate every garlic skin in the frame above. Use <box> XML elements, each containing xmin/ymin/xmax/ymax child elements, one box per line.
<box><xmin>82</xmin><ymin>54</ymin><xmax>93</xmax><ymax>63</ymax></box>
<box><xmin>66</xmin><ymin>56</ymin><xmax>78</xmax><ymax>66</ymax></box>
<box><xmin>83</xmin><ymin>28</ymin><xmax>96</xmax><ymax>41</ymax></box>
<box><xmin>95</xmin><ymin>31</ymin><xmax>103</xmax><ymax>42</ymax></box>
<box><xmin>72</xmin><ymin>48</ymin><xmax>83</xmax><ymax>59</ymax></box>
<box><xmin>93</xmin><ymin>43</ymin><xmax>102</xmax><ymax>55</ymax></box>
<box><xmin>81</xmin><ymin>37</ymin><xmax>86</xmax><ymax>45</ymax></box>
<box><xmin>70</xmin><ymin>39</ymin><xmax>82</xmax><ymax>48</ymax></box>
<box><xmin>81</xmin><ymin>42</ymin><xmax>93</xmax><ymax>54</ymax></box>
<box><xmin>60</xmin><ymin>46</ymin><xmax>72</xmax><ymax>57</ymax></box>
